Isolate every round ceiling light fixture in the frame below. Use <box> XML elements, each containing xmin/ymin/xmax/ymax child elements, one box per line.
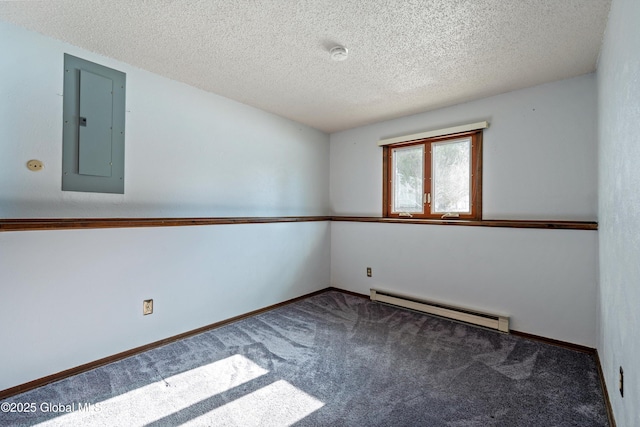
<box><xmin>330</xmin><ymin>45</ymin><xmax>348</xmax><ymax>61</ymax></box>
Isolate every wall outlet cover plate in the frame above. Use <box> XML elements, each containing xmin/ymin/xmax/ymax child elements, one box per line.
<box><xmin>143</xmin><ymin>299</ymin><xmax>153</xmax><ymax>315</ymax></box>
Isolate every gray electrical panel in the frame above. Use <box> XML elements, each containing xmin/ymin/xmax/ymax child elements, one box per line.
<box><xmin>62</xmin><ymin>54</ymin><xmax>126</xmax><ymax>193</ymax></box>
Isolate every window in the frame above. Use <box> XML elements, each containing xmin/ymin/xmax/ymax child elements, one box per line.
<box><xmin>383</xmin><ymin>130</ymin><xmax>482</xmax><ymax>219</ymax></box>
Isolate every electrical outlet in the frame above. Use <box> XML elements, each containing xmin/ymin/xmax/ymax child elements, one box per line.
<box><xmin>366</xmin><ymin>267</ymin><xmax>372</xmax><ymax>277</ymax></box>
<box><xmin>619</xmin><ymin>366</ymin><xmax>624</xmax><ymax>397</ymax></box>
<box><xmin>143</xmin><ymin>299</ymin><xmax>153</xmax><ymax>315</ymax></box>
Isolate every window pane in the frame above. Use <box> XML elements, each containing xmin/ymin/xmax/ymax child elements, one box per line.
<box><xmin>392</xmin><ymin>145</ymin><xmax>424</xmax><ymax>213</ymax></box>
<box><xmin>432</xmin><ymin>138</ymin><xmax>471</xmax><ymax>213</ymax></box>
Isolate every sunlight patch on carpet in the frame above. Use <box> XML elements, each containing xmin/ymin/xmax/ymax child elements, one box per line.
<box><xmin>183</xmin><ymin>379</ymin><xmax>324</xmax><ymax>427</ymax></box>
<box><xmin>36</xmin><ymin>354</ymin><xmax>269</xmax><ymax>426</ymax></box>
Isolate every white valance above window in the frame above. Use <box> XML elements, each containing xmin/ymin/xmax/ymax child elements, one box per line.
<box><xmin>377</xmin><ymin>121</ymin><xmax>489</xmax><ymax>146</ymax></box>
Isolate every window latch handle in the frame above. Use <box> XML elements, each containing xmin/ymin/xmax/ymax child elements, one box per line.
<box><xmin>399</xmin><ymin>212</ymin><xmax>413</xmax><ymax>218</ymax></box>
<box><xmin>441</xmin><ymin>213</ymin><xmax>460</xmax><ymax>219</ymax></box>
<box><xmin>424</xmin><ymin>193</ymin><xmax>430</xmax><ymax>204</ymax></box>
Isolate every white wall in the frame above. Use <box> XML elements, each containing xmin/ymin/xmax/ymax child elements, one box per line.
<box><xmin>597</xmin><ymin>0</ymin><xmax>640</xmax><ymax>425</ymax></box>
<box><xmin>0</xmin><ymin>222</ymin><xmax>330</xmax><ymax>391</ymax></box>
<box><xmin>330</xmin><ymin>75</ymin><xmax>599</xmax><ymax>347</ymax></box>
<box><xmin>0</xmin><ymin>21</ymin><xmax>329</xmax><ymax>218</ymax></box>
<box><xmin>332</xmin><ymin>222</ymin><xmax>597</xmax><ymax>346</ymax></box>
<box><xmin>0</xmin><ymin>22</ymin><xmax>330</xmax><ymax>391</ymax></box>
<box><xmin>331</xmin><ymin>74</ymin><xmax>597</xmax><ymax>220</ymax></box>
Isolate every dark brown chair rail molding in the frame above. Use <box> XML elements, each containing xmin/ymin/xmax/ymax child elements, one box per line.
<box><xmin>330</xmin><ymin>216</ymin><xmax>598</xmax><ymax>230</ymax></box>
<box><xmin>0</xmin><ymin>216</ymin><xmax>332</xmax><ymax>232</ymax></box>
<box><xmin>0</xmin><ymin>216</ymin><xmax>596</xmax><ymax>232</ymax></box>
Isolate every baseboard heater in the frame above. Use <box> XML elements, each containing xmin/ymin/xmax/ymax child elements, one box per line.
<box><xmin>370</xmin><ymin>289</ymin><xmax>510</xmax><ymax>333</ymax></box>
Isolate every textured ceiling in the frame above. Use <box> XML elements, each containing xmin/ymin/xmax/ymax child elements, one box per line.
<box><xmin>0</xmin><ymin>0</ymin><xmax>611</xmax><ymax>133</ymax></box>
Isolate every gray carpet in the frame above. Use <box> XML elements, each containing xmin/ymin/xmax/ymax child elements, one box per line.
<box><xmin>0</xmin><ymin>290</ymin><xmax>609</xmax><ymax>426</ymax></box>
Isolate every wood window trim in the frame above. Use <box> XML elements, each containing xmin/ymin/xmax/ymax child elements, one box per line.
<box><xmin>383</xmin><ymin>129</ymin><xmax>483</xmax><ymax>220</ymax></box>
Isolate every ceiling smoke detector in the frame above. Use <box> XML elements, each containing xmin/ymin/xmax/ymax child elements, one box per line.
<box><xmin>330</xmin><ymin>45</ymin><xmax>348</xmax><ymax>61</ymax></box>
